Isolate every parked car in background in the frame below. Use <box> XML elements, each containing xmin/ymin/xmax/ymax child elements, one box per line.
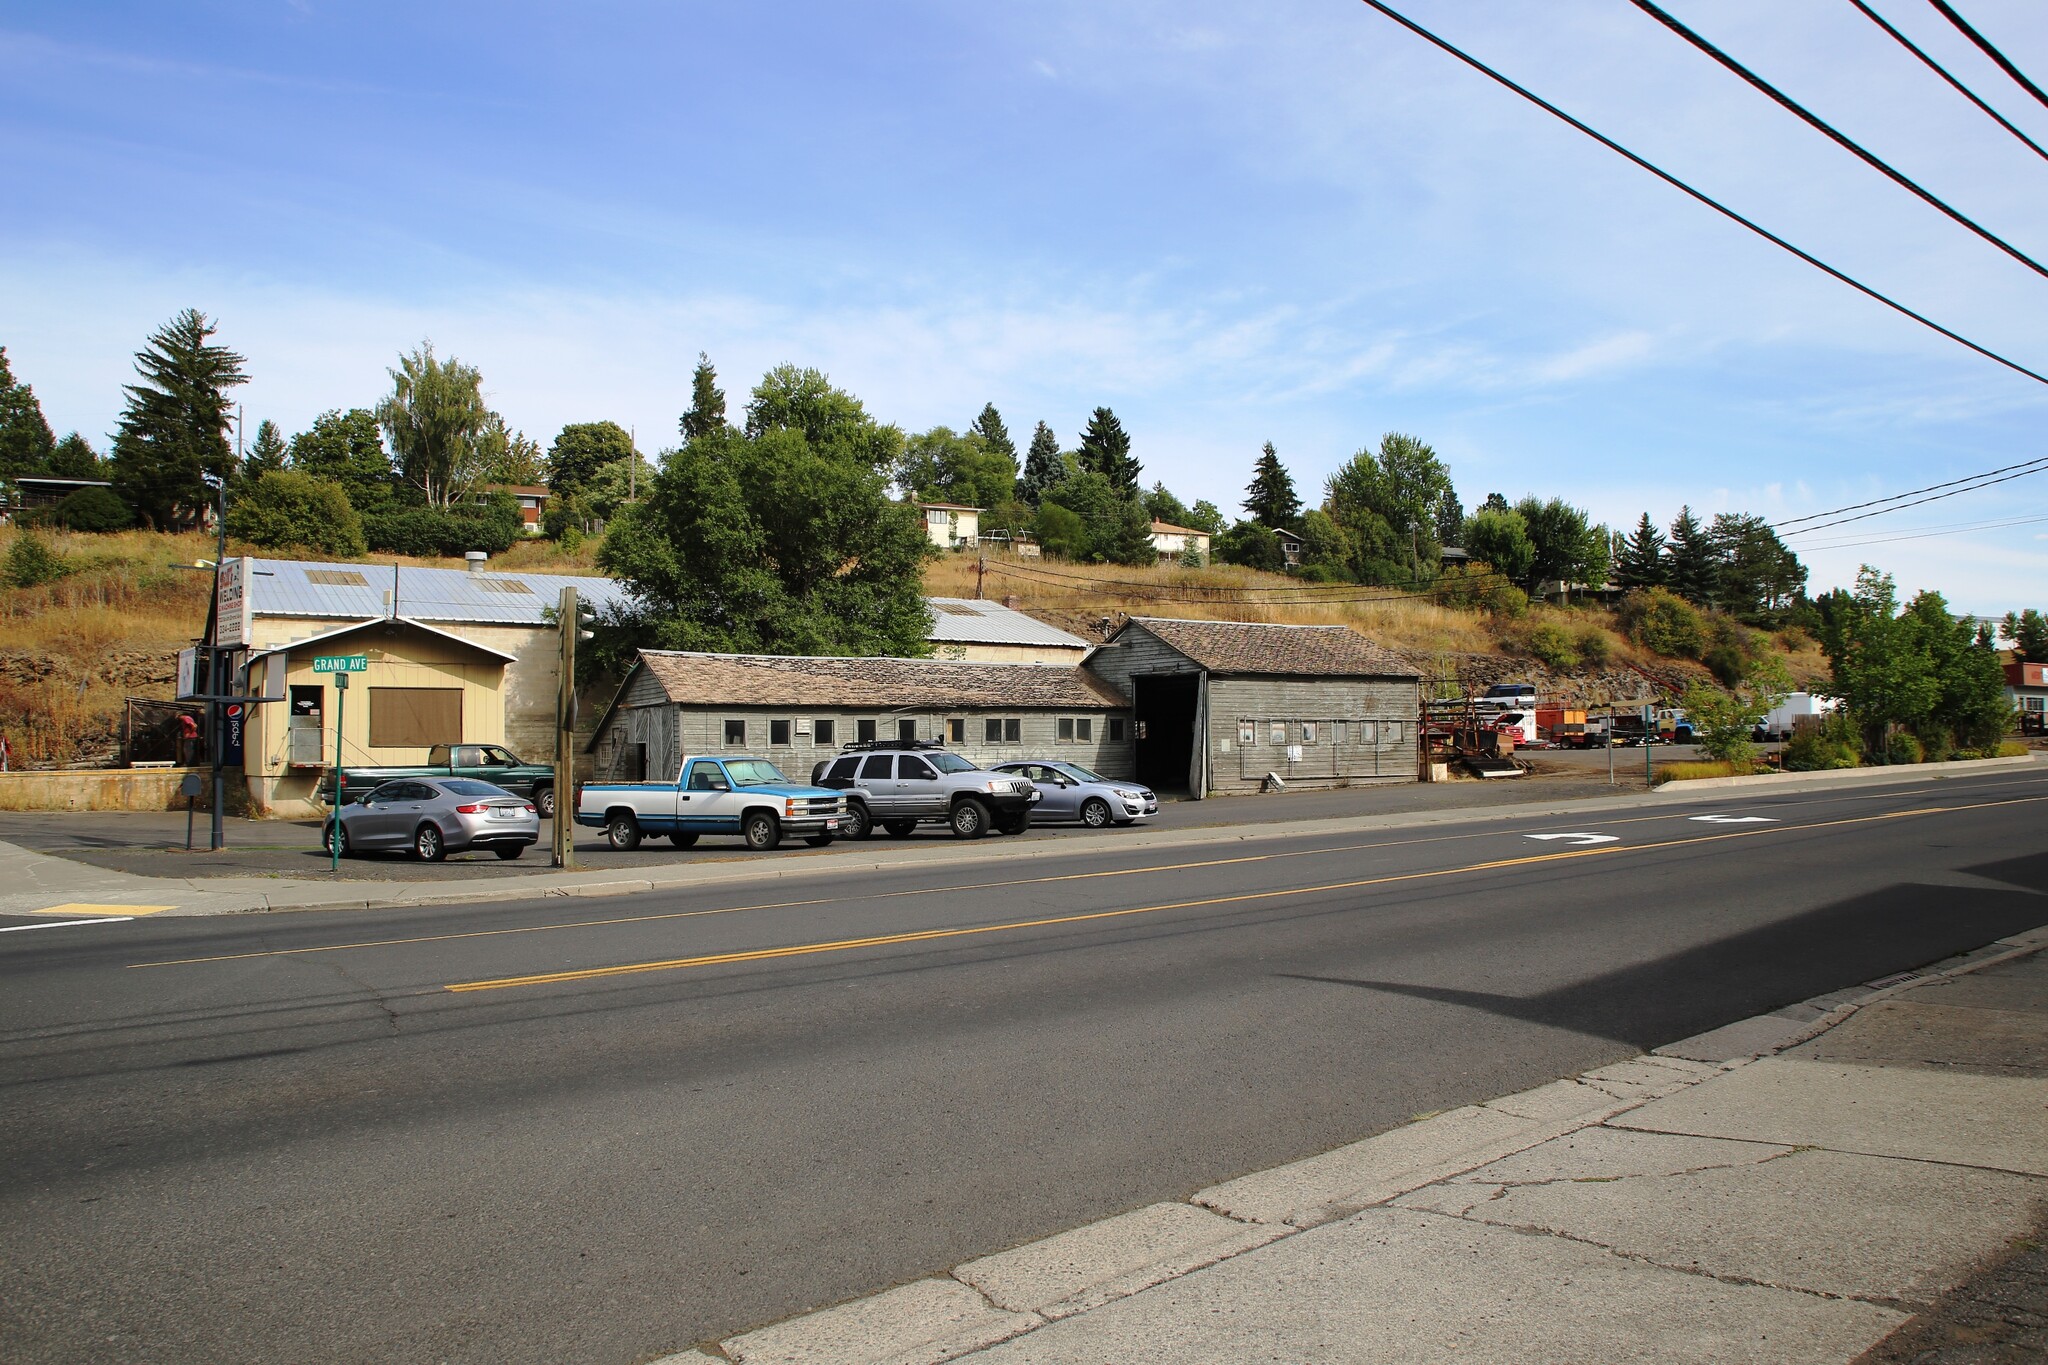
<box><xmin>989</xmin><ymin>760</ymin><xmax>1157</xmax><ymax>827</ymax></box>
<box><xmin>811</xmin><ymin>741</ymin><xmax>1039</xmax><ymax>838</ymax></box>
<box><xmin>329</xmin><ymin>743</ymin><xmax>561</xmax><ymax>816</ymax></box>
<box><xmin>1475</xmin><ymin>682</ymin><xmax>1538</xmax><ymax>714</ymax></box>
<box><xmin>576</xmin><ymin>756</ymin><xmax>844</xmax><ymax>851</ymax></box>
<box><xmin>324</xmin><ymin>777</ymin><xmax>539</xmax><ymax>862</ymax></box>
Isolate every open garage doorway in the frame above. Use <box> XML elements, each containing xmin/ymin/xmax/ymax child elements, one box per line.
<box><xmin>1133</xmin><ymin>672</ymin><xmax>1201</xmax><ymax>794</ymax></box>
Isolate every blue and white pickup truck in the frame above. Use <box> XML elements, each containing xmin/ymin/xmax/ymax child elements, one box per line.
<box><xmin>574</xmin><ymin>756</ymin><xmax>846</xmax><ymax>851</ymax></box>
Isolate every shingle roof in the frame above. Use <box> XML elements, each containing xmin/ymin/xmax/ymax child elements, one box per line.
<box><xmin>247</xmin><ymin>557</ymin><xmax>632</xmax><ymax>627</ymax></box>
<box><xmin>1148</xmin><ymin>520</ymin><xmax>1210</xmax><ymax>537</ymax></box>
<box><xmin>1122</xmin><ymin>617</ymin><xmax>1419</xmax><ymax>679</ymax></box>
<box><xmin>925</xmin><ymin>597</ymin><xmax>1091</xmax><ymax>649</ymax></box>
<box><xmin>632</xmin><ymin>651</ymin><xmax>1127</xmax><ymax>709</ymax></box>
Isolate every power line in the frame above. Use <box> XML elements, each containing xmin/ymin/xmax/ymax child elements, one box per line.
<box><xmin>1351</xmin><ymin>0</ymin><xmax>2048</xmax><ymax>387</ymax></box>
<box><xmin>981</xmin><ymin>555</ymin><xmax>1494</xmax><ymax>596</ymax></box>
<box><xmin>1930</xmin><ymin>0</ymin><xmax>2048</xmax><ymax>114</ymax></box>
<box><xmin>1850</xmin><ymin>0</ymin><xmax>2048</xmax><ymax>162</ymax></box>
<box><xmin>979</xmin><ymin>560</ymin><xmax>1510</xmax><ymax>606</ymax></box>
<box><xmin>1774</xmin><ymin>454</ymin><xmax>2048</xmax><ymax>528</ymax></box>
<box><xmin>1774</xmin><ymin>459</ymin><xmax>2048</xmax><ymax>534</ymax></box>
<box><xmin>1634</xmin><ymin>0</ymin><xmax>2048</xmax><ymax>280</ymax></box>
<box><xmin>1787</xmin><ymin>509</ymin><xmax>2048</xmax><ymax>549</ymax></box>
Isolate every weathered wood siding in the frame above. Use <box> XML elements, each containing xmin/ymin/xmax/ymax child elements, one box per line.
<box><xmin>1208</xmin><ymin>676</ymin><xmax>1419</xmax><ymax>791</ymax></box>
<box><xmin>1082</xmin><ymin>624</ymin><xmax>1201</xmax><ymax>702</ymax></box>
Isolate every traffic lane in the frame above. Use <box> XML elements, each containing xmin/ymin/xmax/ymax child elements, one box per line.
<box><xmin>7</xmin><ymin>774</ymin><xmax>2044</xmax><ymax>1098</ymax></box>
<box><xmin>5</xmin><ymin>799</ymin><xmax>2047</xmax><ymax>1362</ymax></box>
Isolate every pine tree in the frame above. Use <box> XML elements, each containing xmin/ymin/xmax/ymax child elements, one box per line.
<box><xmin>1243</xmin><ymin>441</ymin><xmax>1301</xmax><ymax>529</ymax></box>
<box><xmin>970</xmin><ymin>403</ymin><xmax>1015</xmax><ymax>463</ymax></box>
<box><xmin>1665</xmin><ymin>505</ymin><xmax>1719</xmax><ymax>607</ymax></box>
<box><xmin>0</xmin><ymin>346</ymin><xmax>57</xmax><ymax>479</ymax></box>
<box><xmin>48</xmin><ymin>433</ymin><xmax>101</xmax><ymax>479</ymax></box>
<box><xmin>246</xmin><ymin>419</ymin><xmax>289</xmax><ymax>477</ymax></box>
<box><xmin>110</xmin><ymin>309</ymin><xmax>249</xmax><ymax>529</ymax></box>
<box><xmin>1077</xmin><ymin>407</ymin><xmax>1141</xmax><ymax>493</ymax></box>
<box><xmin>1101</xmin><ymin>494</ymin><xmax>1159</xmax><ymax>566</ymax></box>
<box><xmin>1614</xmin><ymin>513</ymin><xmax>1667</xmax><ymax>589</ymax></box>
<box><xmin>681</xmin><ymin>352</ymin><xmax>726</xmax><ymax>441</ymax></box>
<box><xmin>1018</xmin><ymin>421</ymin><xmax>1065</xmax><ymax>504</ymax></box>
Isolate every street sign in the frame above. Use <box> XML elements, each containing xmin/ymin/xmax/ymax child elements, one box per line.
<box><xmin>312</xmin><ymin>655</ymin><xmax>368</xmax><ymax>674</ymax></box>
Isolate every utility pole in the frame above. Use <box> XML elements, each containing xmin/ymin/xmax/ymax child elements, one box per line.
<box><xmin>209</xmin><ymin>474</ymin><xmax>229</xmax><ymax>851</ymax></box>
<box><xmin>552</xmin><ymin>586</ymin><xmax>592</xmax><ymax>868</ymax></box>
<box><xmin>976</xmin><ymin>555</ymin><xmax>986</xmax><ymax>600</ymax></box>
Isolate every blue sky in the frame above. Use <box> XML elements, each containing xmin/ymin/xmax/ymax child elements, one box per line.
<box><xmin>3</xmin><ymin>0</ymin><xmax>2045</xmax><ymax>612</ymax></box>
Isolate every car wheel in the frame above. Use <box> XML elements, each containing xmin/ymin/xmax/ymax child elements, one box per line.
<box><xmin>669</xmin><ymin>831</ymin><xmax>699</xmax><ymax>848</ymax></box>
<box><xmin>995</xmin><ymin>811</ymin><xmax>1030</xmax><ymax>835</ymax></box>
<box><xmin>1080</xmin><ymin>797</ymin><xmax>1113</xmax><ymax>829</ymax></box>
<box><xmin>840</xmin><ymin>802</ymin><xmax>873</xmax><ymax>841</ymax></box>
<box><xmin>743</xmin><ymin>811</ymin><xmax>780</xmax><ymax>851</ymax></box>
<box><xmin>883</xmin><ymin>820</ymin><xmax>917</xmax><ymax>838</ymax></box>
<box><xmin>534</xmin><ymin>785</ymin><xmax>556</xmax><ymax>819</ymax></box>
<box><xmin>803</xmin><ymin>833</ymin><xmax>834</xmax><ymax>847</ymax></box>
<box><xmin>494</xmin><ymin>843</ymin><xmax>525</xmax><ymax>861</ymax></box>
<box><xmin>323</xmin><ymin>822</ymin><xmax>352</xmax><ymax>858</ymax></box>
<box><xmin>606</xmin><ymin>811</ymin><xmax>641</xmax><ymax>851</ymax></box>
<box><xmin>950</xmin><ymin>798</ymin><xmax>989</xmax><ymax>839</ymax></box>
<box><xmin>414</xmin><ymin>823</ymin><xmax>446</xmax><ymax>862</ymax></box>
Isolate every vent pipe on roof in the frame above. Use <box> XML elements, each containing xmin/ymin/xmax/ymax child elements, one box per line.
<box><xmin>465</xmin><ymin>551</ymin><xmax>488</xmax><ymax>572</ymax></box>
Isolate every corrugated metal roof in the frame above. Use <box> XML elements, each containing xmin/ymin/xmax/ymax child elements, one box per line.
<box><xmin>924</xmin><ymin>597</ymin><xmax>1090</xmax><ymax>649</ymax></box>
<box><xmin>247</xmin><ymin>557</ymin><xmax>631</xmax><ymax>626</ymax></box>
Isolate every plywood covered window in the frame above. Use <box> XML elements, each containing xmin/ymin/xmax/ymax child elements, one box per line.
<box><xmin>368</xmin><ymin>688</ymin><xmax>462</xmax><ymax>748</ymax></box>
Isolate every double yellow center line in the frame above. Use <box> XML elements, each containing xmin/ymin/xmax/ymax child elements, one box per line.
<box><xmin>442</xmin><ymin>798</ymin><xmax>2020</xmax><ymax>994</ymax></box>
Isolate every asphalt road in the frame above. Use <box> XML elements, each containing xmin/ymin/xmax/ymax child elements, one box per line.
<box><xmin>5</xmin><ymin>767</ymin><xmax>2044</xmax><ymax>1363</ymax></box>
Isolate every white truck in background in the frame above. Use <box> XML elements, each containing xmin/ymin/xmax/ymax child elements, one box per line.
<box><xmin>1752</xmin><ymin>692</ymin><xmax>1839</xmax><ymax>742</ymax></box>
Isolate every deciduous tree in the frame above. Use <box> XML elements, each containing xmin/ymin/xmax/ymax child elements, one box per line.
<box><xmin>376</xmin><ymin>342</ymin><xmax>489</xmax><ymax>507</ymax></box>
<box><xmin>0</xmin><ymin>346</ymin><xmax>55</xmax><ymax>478</ymax></box>
<box><xmin>1512</xmin><ymin>496</ymin><xmax>1608</xmax><ymax>599</ymax></box>
<box><xmin>225</xmin><ymin>469</ymin><xmax>367</xmax><ymax>557</ymax></box>
<box><xmin>288</xmin><ymin>409</ymin><xmax>393</xmax><ymax>514</ymax></box>
<box><xmin>1324</xmin><ymin>433</ymin><xmax>1455</xmax><ymax>585</ymax></box>
<box><xmin>548</xmin><ymin>421</ymin><xmax>635</xmax><ymax>498</ymax></box>
<box><xmin>896</xmin><ymin>426</ymin><xmax>1016</xmax><ymax>511</ymax></box>
<box><xmin>110</xmin><ymin>309</ymin><xmax>248</xmax><ymax>529</ymax></box>
<box><xmin>1460</xmin><ymin>507</ymin><xmax>1536</xmax><ymax>585</ymax></box>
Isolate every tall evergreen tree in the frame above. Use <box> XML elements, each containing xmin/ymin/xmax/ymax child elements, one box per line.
<box><xmin>1077</xmin><ymin>406</ymin><xmax>1141</xmax><ymax>493</ymax></box>
<box><xmin>1614</xmin><ymin>513</ymin><xmax>1667</xmax><ymax>589</ymax></box>
<box><xmin>1481</xmin><ymin>492</ymin><xmax>1510</xmax><ymax>513</ymax></box>
<box><xmin>1101</xmin><ymin>493</ymin><xmax>1160</xmax><ymax>566</ymax></box>
<box><xmin>681</xmin><ymin>352</ymin><xmax>726</xmax><ymax>441</ymax></box>
<box><xmin>970</xmin><ymin>403</ymin><xmax>1015</xmax><ymax>463</ymax></box>
<box><xmin>48</xmin><ymin>433</ymin><xmax>102</xmax><ymax>479</ymax></box>
<box><xmin>1665</xmin><ymin>505</ymin><xmax>1719</xmax><ymax>606</ymax></box>
<box><xmin>245</xmin><ymin>419</ymin><xmax>289</xmax><ymax>477</ymax></box>
<box><xmin>110</xmin><ymin>309</ymin><xmax>248</xmax><ymax>529</ymax></box>
<box><xmin>1432</xmin><ymin>489</ymin><xmax>1465</xmax><ymax>546</ymax></box>
<box><xmin>1018</xmin><ymin>421</ymin><xmax>1065</xmax><ymax>504</ymax></box>
<box><xmin>0</xmin><ymin>347</ymin><xmax>56</xmax><ymax>478</ymax></box>
<box><xmin>1243</xmin><ymin>441</ymin><xmax>1301</xmax><ymax>529</ymax></box>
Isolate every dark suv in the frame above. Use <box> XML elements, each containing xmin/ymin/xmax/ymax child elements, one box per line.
<box><xmin>811</xmin><ymin>741</ymin><xmax>1040</xmax><ymax>839</ymax></box>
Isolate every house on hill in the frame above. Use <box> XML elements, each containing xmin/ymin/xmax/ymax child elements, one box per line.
<box><xmin>915</xmin><ymin>501</ymin><xmax>981</xmax><ymax>550</ymax></box>
<box><xmin>1084</xmin><ymin>616</ymin><xmax>1421</xmax><ymax>796</ymax></box>
<box><xmin>1149</xmin><ymin>521</ymin><xmax>1212</xmax><ymax>562</ymax></box>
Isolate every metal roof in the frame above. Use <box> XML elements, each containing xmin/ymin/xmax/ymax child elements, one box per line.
<box><xmin>924</xmin><ymin>597</ymin><xmax>1091</xmax><ymax>649</ymax></box>
<box><xmin>246</xmin><ymin>557</ymin><xmax>632</xmax><ymax>627</ymax></box>
<box><xmin>248</xmin><ymin>617</ymin><xmax>519</xmax><ymax>662</ymax></box>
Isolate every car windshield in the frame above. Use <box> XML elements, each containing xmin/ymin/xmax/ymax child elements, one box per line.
<box><xmin>441</xmin><ymin>779</ymin><xmax>511</xmax><ymax>797</ymax></box>
<box><xmin>1056</xmin><ymin>763</ymin><xmax>1109</xmax><ymax>784</ymax></box>
<box><xmin>927</xmin><ymin>752</ymin><xmax>978</xmax><ymax>773</ymax></box>
<box><xmin>723</xmin><ymin>760</ymin><xmax>790</xmax><ymax>787</ymax></box>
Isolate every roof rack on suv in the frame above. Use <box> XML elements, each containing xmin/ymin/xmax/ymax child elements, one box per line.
<box><xmin>839</xmin><ymin>738</ymin><xmax>950</xmax><ymax>752</ymax></box>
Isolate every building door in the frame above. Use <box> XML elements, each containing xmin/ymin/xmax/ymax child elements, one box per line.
<box><xmin>1133</xmin><ymin>673</ymin><xmax>1200</xmax><ymax>793</ymax></box>
<box><xmin>288</xmin><ymin>686</ymin><xmax>325</xmax><ymax>767</ymax></box>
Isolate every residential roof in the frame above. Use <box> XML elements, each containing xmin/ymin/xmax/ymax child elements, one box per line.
<box><xmin>482</xmin><ymin>484</ymin><xmax>551</xmax><ymax>498</ymax></box>
<box><xmin>248</xmin><ymin>617</ymin><xmax>519</xmax><ymax>662</ymax></box>
<box><xmin>1148</xmin><ymin>520</ymin><xmax>1210</xmax><ymax>537</ymax></box>
<box><xmin>913</xmin><ymin>501</ymin><xmax>982</xmax><ymax>512</ymax></box>
<box><xmin>925</xmin><ymin>597</ymin><xmax>1091</xmax><ymax>650</ymax></box>
<box><xmin>627</xmin><ymin>651</ymin><xmax>1128</xmax><ymax>710</ymax></box>
<box><xmin>1119</xmin><ymin>617</ymin><xmax>1419</xmax><ymax>679</ymax></box>
<box><xmin>245</xmin><ymin>556</ymin><xmax>632</xmax><ymax>627</ymax></box>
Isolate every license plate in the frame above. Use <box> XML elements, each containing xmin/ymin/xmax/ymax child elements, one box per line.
<box><xmin>490</xmin><ymin>809</ymin><xmax>518</xmax><ymax>819</ymax></box>
<box><xmin>825</xmin><ymin>819</ymin><xmax>839</xmax><ymax>830</ymax></box>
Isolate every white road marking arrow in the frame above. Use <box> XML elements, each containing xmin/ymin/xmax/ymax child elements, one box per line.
<box><xmin>1524</xmin><ymin>833</ymin><xmax>1620</xmax><ymax>846</ymax></box>
<box><xmin>1689</xmin><ymin>815</ymin><xmax>1777</xmax><ymax>824</ymax></box>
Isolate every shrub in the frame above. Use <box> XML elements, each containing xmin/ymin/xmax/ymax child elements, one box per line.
<box><xmin>225</xmin><ymin>470</ymin><xmax>367</xmax><ymax>557</ymax></box>
<box><xmin>1574</xmin><ymin>624</ymin><xmax>1613</xmax><ymax>669</ymax></box>
<box><xmin>1524</xmin><ymin>620</ymin><xmax>1579</xmax><ymax>670</ymax></box>
<box><xmin>1618</xmin><ymin>586</ymin><xmax>1705</xmax><ymax>658</ymax></box>
<box><xmin>1703</xmin><ymin>643</ymin><xmax>1745</xmax><ymax>687</ymax></box>
<box><xmin>1652</xmin><ymin>759</ymin><xmax>1754</xmax><ymax>785</ymax></box>
<box><xmin>1782</xmin><ymin>711</ymin><xmax>1860</xmax><ymax>771</ymax></box>
<box><xmin>363</xmin><ymin>496</ymin><xmax>522</xmax><ymax>557</ymax></box>
<box><xmin>1482</xmin><ymin>583</ymin><xmax>1528</xmax><ymax>619</ymax></box>
<box><xmin>4</xmin><ymin>533</ymin><xmax>69</xmax><ymax>588</ymax></box>
<box><xmin>52</xmin><ymin>486</ymin><xmax>134</xmax><ymax>532</ymax></box>
<box><xmin>1885</xmin><ymin>731</ymin><xmax>1925</xmax><ymax>766</ymax></box>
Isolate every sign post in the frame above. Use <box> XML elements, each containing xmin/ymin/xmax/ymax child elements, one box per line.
<box><xmin>314</xmin><ymin>655</ymin><xmax>367</xmax><ymax>873</ymax></box>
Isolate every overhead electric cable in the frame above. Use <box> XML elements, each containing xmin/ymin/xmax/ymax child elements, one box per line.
<box><xmin>1849</xmin><ymin>0</ymin><xmax>2048</xmax><ymax>162</ymax></box>
<box><xmin>1774</xmin><ymin>453</ymin><xmax>2048</xmax><ymax>527</ymax></box>
<box><xmin>1632</xmin><ymin>0</ymin><xmax>2048</xmax><ymax>282</ymax></box>
<box><xmin>1929</xmin><ymin>0</ymin><xmax>2048</xmax><ymax>114</ymax></box>
<box><xmin>1351</xmin><ymin>0</ymin><xmax>2048</xmax><ymax>386</ymax></box>
<box><xmin>1787</xmin><ymin>510</ymin><xmax>2048</xmax><ymax>549</ymax></box>
<box><xmin>1772</xmin><ymin>460</ymin><xmax>2048</xmax><ymax>534</ymax></box>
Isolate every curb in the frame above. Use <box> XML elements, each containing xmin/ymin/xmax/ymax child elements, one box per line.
<box><xmin>1653</xmin><ymin>752</ymin><xmax>2039</xmax><ymax>794</ymax></box>
<box><xmin>677</xmin><ymin>920</ymin><xmax>2048</xmax><ymax>1365</ymax></box>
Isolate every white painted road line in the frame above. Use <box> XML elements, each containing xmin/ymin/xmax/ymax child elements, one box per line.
<box><xmin>1691</xmin><ymin>815</ymin><xmax>1778</xmax><ymax>824</ymax></box>
<box><xmin>1522</xmin><ymin>833</ymin><xmax>1620</xmax><ymax>846</ymax></box>
<box><xmin>1</xmin><ymin>917</ymin><xmax>136</xmax><ymax>932</ymax></box>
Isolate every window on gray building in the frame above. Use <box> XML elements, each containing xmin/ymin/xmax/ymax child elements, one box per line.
<box><xmin>1109</xmin><ymin>717</ymin><xmax>1126</xmax><ymax>742</ymax></box>
<box><xmin>948</xmin><ymin>717</ymin><xmax>965</xmax><ymax>743</ymax></box>
<box><xmin>770</xmin><ymin>719</ymin><xmax>791</xmax><ymax>746</ymax></box>
<box><xmin>815</xmin><ymin>718</ymin><xmax>836</xmax><ymax>745</ymax></box>
<box><xmin>724</xmin><ymin>718</ymin><xmax>746</xmax><ymax>746</ymax></box>
<box><xmin>898</xmin><ymin>718</ymin><xmax>918</xmax><ymax>743</ymax></box>
<box><xmin>984</xmin><ymin>717</ymin><xmax>1020</xmax><ymax>743</ymax></box>
<box><xmin>857</xmin><ymin>718</ymin><xmax>877</xmax><ymax>743</ymax></box>
<box><xmin>1301</xmin><ymin>721</ymin><xmax>1317</xmax><ymax>745</ymax></box>
<box><xmin>1269</xmin><ymin>721</ymin><xmax>1286</xmax><ymax>745</ymax></box>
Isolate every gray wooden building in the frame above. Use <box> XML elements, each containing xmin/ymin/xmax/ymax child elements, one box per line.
<box><xmin>1084</xmin><ymin>617</ymin><xmax>1422</xmax><ymax>796</ymax></box>
<box><xmin>589</xmin><ymin>651</ymin><xmax>1134</xmax><ymax>783</ymax></box>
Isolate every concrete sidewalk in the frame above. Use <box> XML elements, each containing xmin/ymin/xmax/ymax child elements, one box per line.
<box><xmin>678</xmin><ymin>924</ymin><xmax>2048</xmax><ymax>1365</ymax></box>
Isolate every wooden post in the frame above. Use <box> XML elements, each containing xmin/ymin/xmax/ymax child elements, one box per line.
<box><xmin>553</xmin><ymin>586</ymin><xmax>578</xmax><ymax>869</ymax></box>
<box><xmin>976</xmin><ymin>555</ymin><xmax>986</xmax><ymax>600</ymax></box>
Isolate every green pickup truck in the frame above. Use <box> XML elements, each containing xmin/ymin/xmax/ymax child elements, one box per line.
<box><xmin>330</xmin><ymin>743</ymin><xmax>560</xmax><ymax>816</ymax></box>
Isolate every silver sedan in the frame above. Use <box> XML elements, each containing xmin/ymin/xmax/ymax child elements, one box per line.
<box><xmin>324</xmin><ymin>777</ymin><xmax>540</xmax><ymax>862</ymax></box>
<box><xmin>989</xmin><ymin>761</ymin><xmax>1157</xmax><ymax>828</ymax></box>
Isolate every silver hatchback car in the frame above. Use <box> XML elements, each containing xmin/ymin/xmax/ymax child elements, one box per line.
<box><xmin>989</xmin><ymin>761</ymin><xmax>1157</xmax><ymax>828</ymax></box>
<box><xmin>325</xmin><ymin>777</ymin><xmax>540</xmax><ymax>862</ymax></box>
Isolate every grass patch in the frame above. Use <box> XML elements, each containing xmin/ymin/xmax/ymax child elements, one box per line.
<box><xmin>1652</xmin><ymin>759</ymin><xmax>1765</xmax><ymax>785</ymax></box>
